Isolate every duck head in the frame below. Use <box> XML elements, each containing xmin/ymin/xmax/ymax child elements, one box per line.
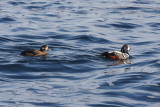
<box><xmin>40</xmin><ymin>45</ymin><xmax>49</xmax><ymax>51</ymax></box>
<box><xmin>121</xmin><ymin>44</ymin><xmax>131</xmax><ymax>54</ymax></box>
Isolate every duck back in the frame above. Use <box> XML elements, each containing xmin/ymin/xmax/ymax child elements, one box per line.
<box><xmin>21</xmin><ymin>49</ymin><xmax>45</xmax><ymax>56</ymax></box>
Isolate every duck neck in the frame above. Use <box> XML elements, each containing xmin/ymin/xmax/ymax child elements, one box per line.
<box><xmin>121</xmin><ymin>48</ymin><xmax>129</xmax><ymax>55</ymax></box>
<box><xmin>40</xmin><ymin>49</ymin><xmax>46</xmax><ymax>52</ymax></box>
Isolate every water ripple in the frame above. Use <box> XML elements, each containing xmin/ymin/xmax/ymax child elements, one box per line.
<box><xmin>70</xmin><ymin>35</ymin><xmax>110</xmax><ymax>43</ymax></box>
<box><xmin>0</xmin><ymin>17</ymin><xmax>15</xmax><ymax>23</ymax></box>
<box><xmin>132</xmin><ymin>0</ymin><xmax>154</xmax><ymax>4</ymax></box>
<box><xmin>109</xmin><ymin>22</ymin><xmax>141</xmax><ymax>29</ymax></box>
<box><xmin>8</xmin><ymin>1</ymin><xmax>26</xmax><ymax>6</ymax></box>
<box><xmin>117</xmin><ymin>6</ymin><xmax>141</xmax><ymax>10</ymax></box>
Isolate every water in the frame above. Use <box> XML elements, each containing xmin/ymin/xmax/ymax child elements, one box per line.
<box><xmin>0</xmin><ymin>0</ymin><xmax>160</xmax><ymax>106</ymax></box>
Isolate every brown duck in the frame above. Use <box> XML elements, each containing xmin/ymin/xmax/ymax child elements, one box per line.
<box><xmin>21</xmin><ymin>45</ymin><xmax>49</xmax><ymax>56</ymax></box>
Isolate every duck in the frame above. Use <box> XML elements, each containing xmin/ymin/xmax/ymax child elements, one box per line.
<box><xmin>101</xmin><ymin>44</ymin><xmax>131</xmax><ymax>60</ymax></box>
<box><xmin>20</xmin><ymin>45</ymin><xmax>49</xmax><ymax>56</ymax></box>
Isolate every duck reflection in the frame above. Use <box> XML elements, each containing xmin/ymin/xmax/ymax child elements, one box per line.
<box><xmin>108</xmin><ymin>59</ymin><xmax>130</xmax><ymax>66</ymax></box>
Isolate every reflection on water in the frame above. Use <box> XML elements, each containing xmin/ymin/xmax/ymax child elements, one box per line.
<box><xmin>107</xmin><ymin>59</ymin><xmax>131</xmax><ymax>66</ymax></box>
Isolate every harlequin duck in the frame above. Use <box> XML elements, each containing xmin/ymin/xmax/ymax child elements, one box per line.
<box><xmin>21</xmin><ymin>45</ymin><xmax>49</xmax><ymax>56</ymax></box>
<box><xmin>101</xmin><ymin>44</ymin><xmax>131</xmax><ymax>60</ymax></box>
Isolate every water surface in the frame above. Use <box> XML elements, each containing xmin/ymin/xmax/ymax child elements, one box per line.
<box><xmin>0</xmin><ymin>0</ymin><xmax>160</xmax><ymax>107</ymax></box>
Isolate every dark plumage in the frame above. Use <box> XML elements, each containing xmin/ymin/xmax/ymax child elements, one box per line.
<box><xmin>101</xmin><ymin>44</ymin><xmax>131</xmax><ymax>60</ymax></box>
<box><xmin>21</xmin><ymin>45</ymin><xmax>49</xmax><ymax>56</ymax></box>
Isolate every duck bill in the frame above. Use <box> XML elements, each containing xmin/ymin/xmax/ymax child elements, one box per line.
<box><xmin>128</xmin><ymin>47</ymin><xmax>131</xmax><ymax>51</ymax></box>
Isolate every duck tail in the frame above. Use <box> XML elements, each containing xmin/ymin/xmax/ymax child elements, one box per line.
<box><xmin>101</xmin><ymin>52</ymin><xmax>109</xmax><ymax>57</ymax></box>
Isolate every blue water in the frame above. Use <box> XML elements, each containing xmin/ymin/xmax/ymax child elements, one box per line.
<box><xmin>0</xmin><ymin>0</ymin><xmax>160</xmax><ymax>107</ymax></box>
